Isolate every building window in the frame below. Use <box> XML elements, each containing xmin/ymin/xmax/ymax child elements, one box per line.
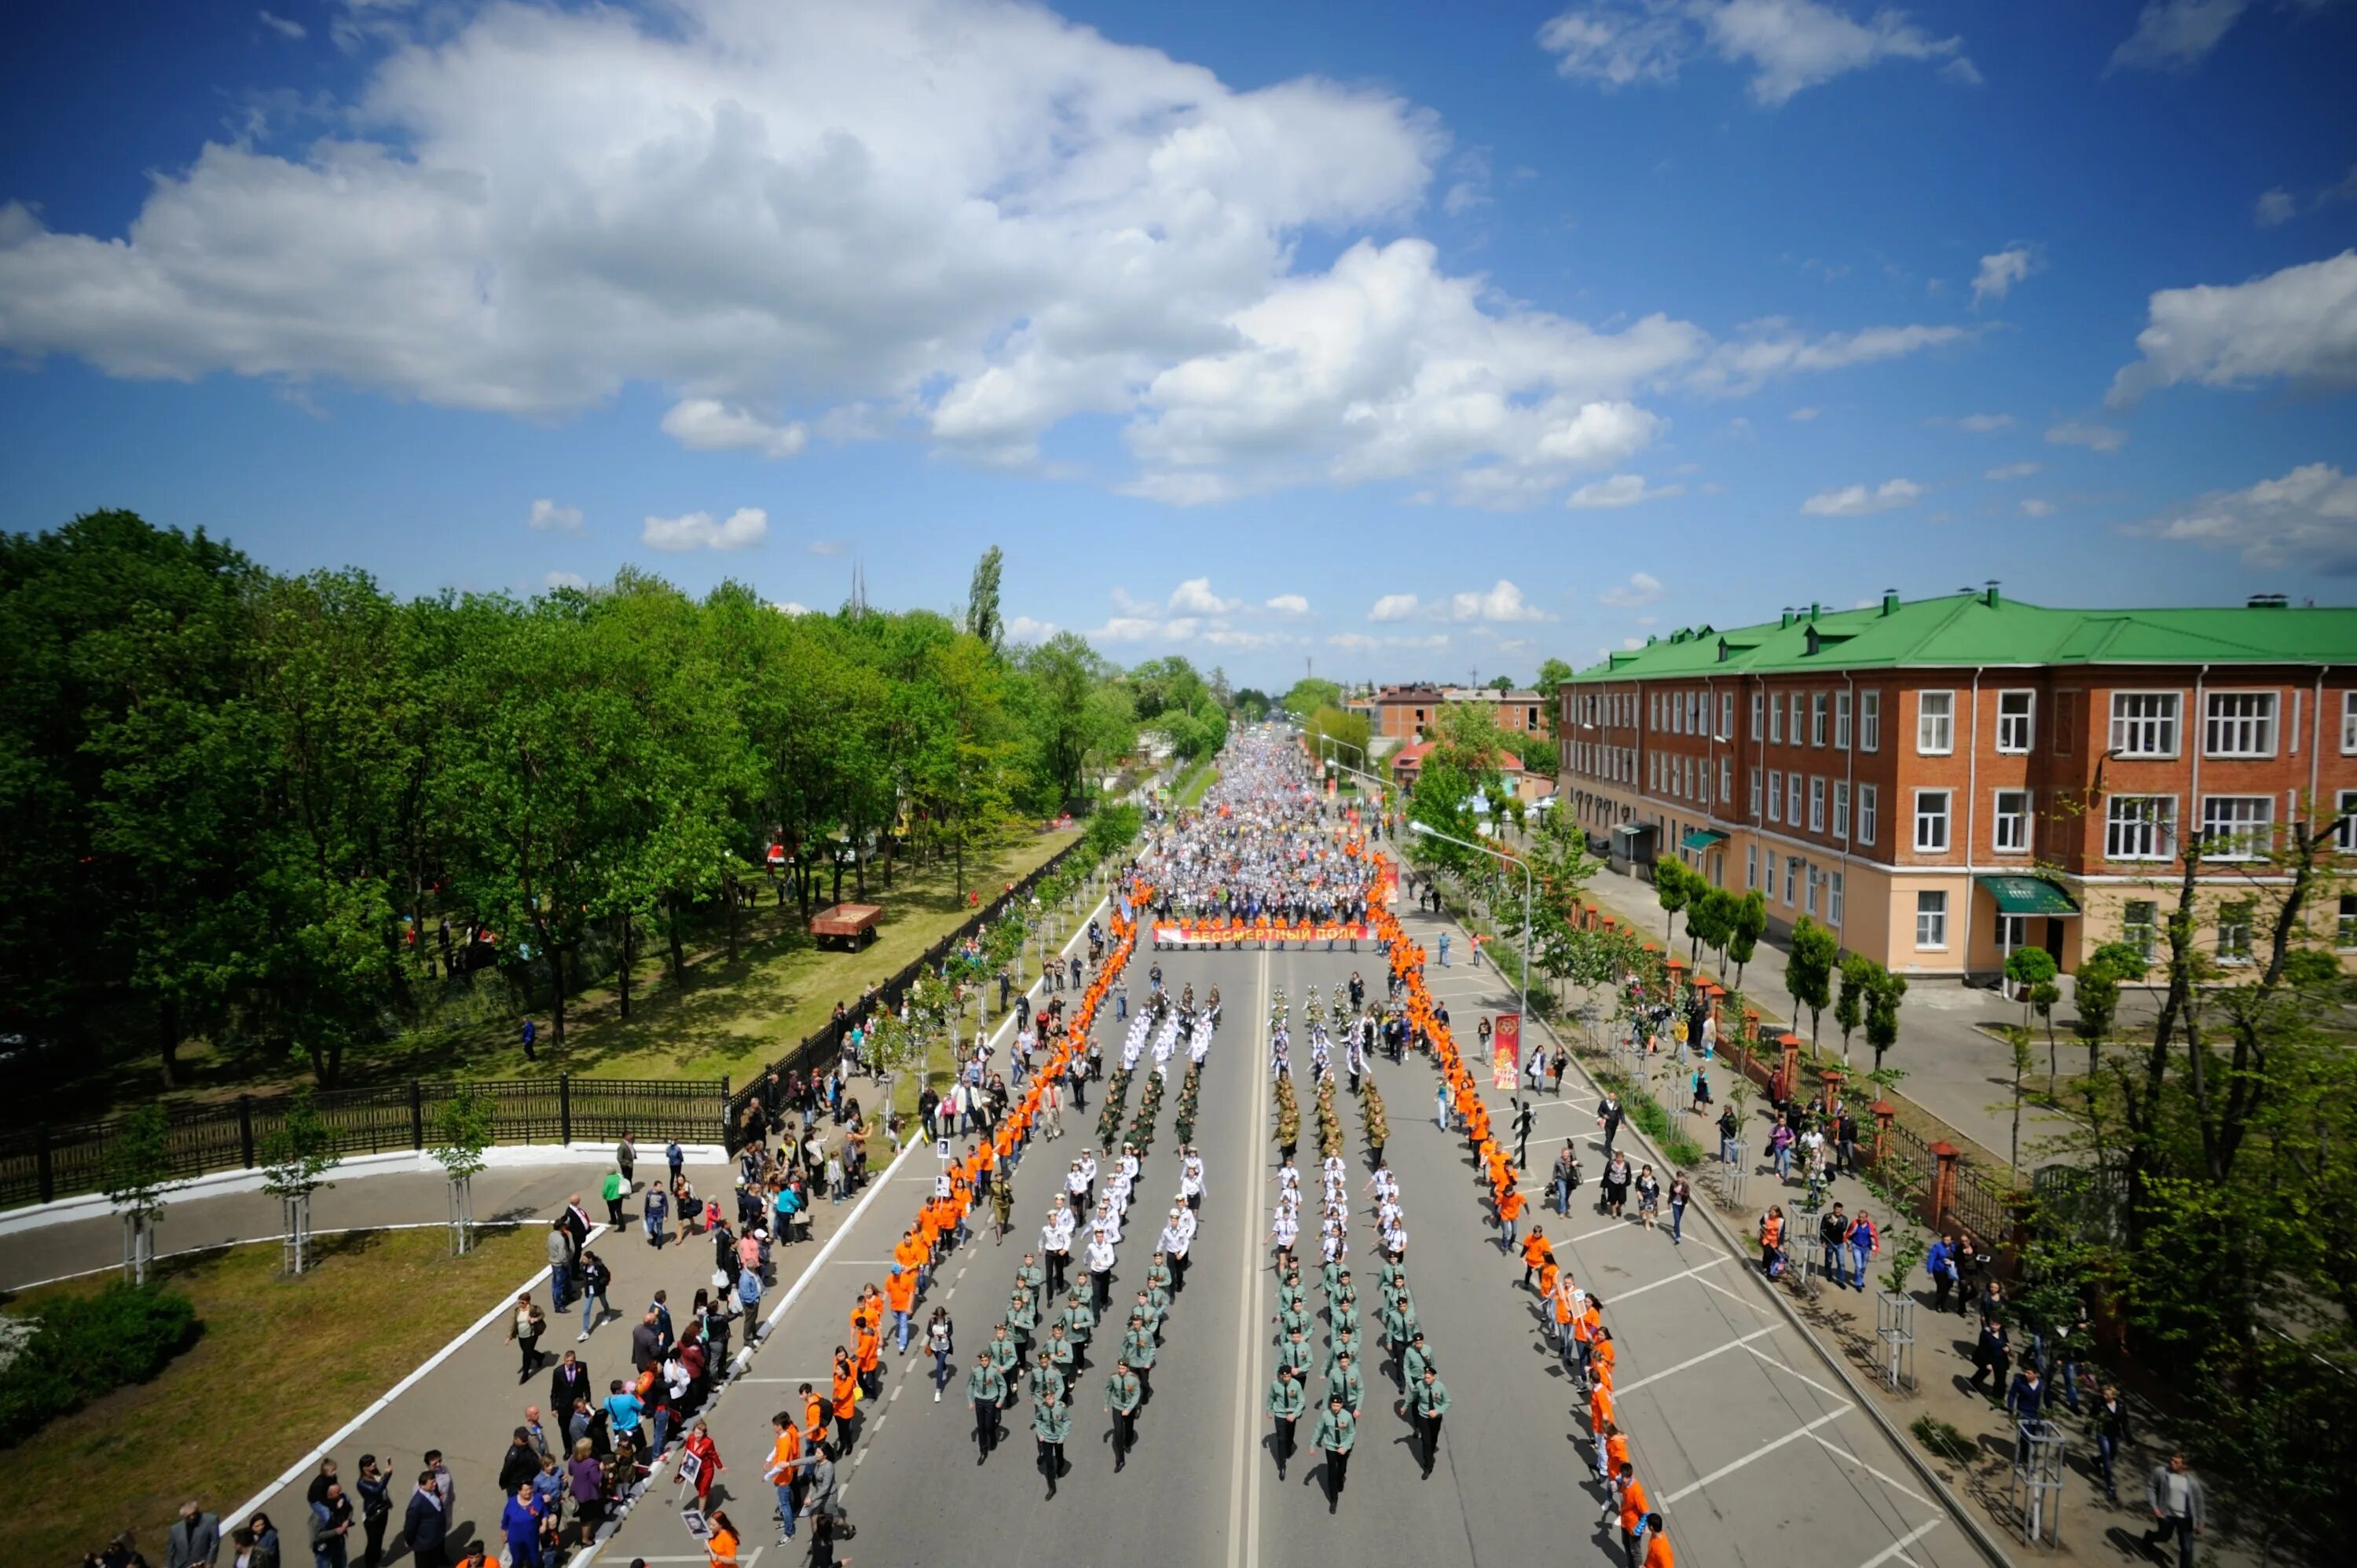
<box><xmin>1719</xmin><ymin>693</ymin><xmax>1734</xmax><ymax>740</ymax></box>
<box><xmin>1859</xmin><ymin>784</ymin><xmax>1879</xmax><ymax>846</ymax></box>
<box><xmin>2123</xmin><ymin>899</ymin><xmax>2157</xmax><ymax>960</ymax></box>
<box><xmin>1829</xmin><ymin>871</ymin><xmax>1845</xmax><ymax>926</ymax></box>
<box><xmin>1765</xmin><ymin>852</ymin><xmax>1779</xmax><ymax>901</ymax></box>
<box><xmin>1650</xmin><ymin>694</ymin><xmax>1659</xmax><ymax>731</ymax></box>
<box><xmin>1784</xmin><ymin>856</ymin><xmax>1798</xmax><ymax>905</ymax></box>
<box><xmin>1835</xmin><ymin>691</ymin><xmax>1852</xmax><ymax>750</ymax></box>
<box><xmin>1810</xmin><ymin>692</ymin><xmax>1827</xmax><ymax>747</ymax></box>
<box><xmin>2203</xmin><ymin>692</ymin><xmax>2278</xmax><ymax>758</ymax></box>
<box><xmin>2109</xmin><ymin>691</ymin><xmax>2181</xmax><ymax>758</ymax></box>
<box><xmin>1750</xmin><ymin>768</ymin><xmax>1762</xmax><ymax>818</ymax></box>
<box><xmin>1747</xmin><ymin>844</ymin><xmax>1758</xmax><ymax>890</ymax></box>
<box><xmin>2216</xmin><ymin>899</ymin><xmax>2254</xmax><ymax>965</ymax></box>
<box><xmin>1719</xmin><ymin>757</ymin><xmax>1732</xmax><ymax>804</ymax></box>
<box><xmin>2105</xmin><ymin>796</ymin><xmax>2177</xmax><ymax>861</ymax></box>
<box><xmin>1805</xmin><ymin>864</ymin><xmax>1820</xmax><ymax>916</ymax></box>
<box><xmin>1915</xmin><ymin>891</ymin><xmax>1948</xmax><ymax>949</ymax></box>
<box><xmin>1767</xmin><ymin>770</ymin><xmax>1783</xmax><ymax>822</ymax></box>
<box><xmin>1692</xmin><ymin>692</ymin><xmax>1704</xmax><ymax>733</ymax></box>
<box><xmin>1993</xmin><ymin>789</ymin><xmax>2030</xmax><ymax>854</ymax></box>
<box><xmin>1997</xmin><ymin>690</ymin><xmax>2035</xmax><ymax>753</ymax></box>
<box><xmin>1686</xmin><ymin>757</ymin><xmax>1698</xmax><ymax>800</ymax></box>
<box><xmin>1860</xmin><ymin>691</ymin><xmax>1881</xmax><ymax>752</ymax></box>
<box><xmin>1917</xmin><ymin>691</ymin><xmax>1955</xmax><ymax>755</ymax></box>
<box><xmin>2199</xmin><ymin>795</ymin><xmax>2272</xmax><ymax>859</ymax></box>
<box><xmin>2339</xmin><ymin>894</ymin><xmax>2357</xmax><ymax>951</ymax></box>
<box><xmin>1791</xmin><ymin>692</ymin><xmax>1806</xmax><ymax>742</ymax></box>
<box><xmin>1833</xmin><ymin>781</ymin><xmax>1851</xmax><ymax>839</ymax></box>
<box><xmin>1769</xmin><ymin>696</ymin><xmax>1783</xmax><ymax>744</ymax></box>
<box><xmin>1750</xmin><ymin>691</ymin><xmax>1763</xmax><ymax>738</ymax></box>
<box><xmin>2344</xmin><ymin>691</ymin><xmax>2357</xmax><ymax>753</ymax></box>
<box><xmin>1809</xmin><ymin>776</ymin><xmax>1825</xmax><ymax>832</ymax></box>
<box><xmin>2338</xmin><ymin>790</ymin><xmax>2357</xmax><ymax>852</ymax></box>
<box><xmin>1915</xmin><ymin>789</ymin><xmax>1952</xmax><ymax>852</ymax></box>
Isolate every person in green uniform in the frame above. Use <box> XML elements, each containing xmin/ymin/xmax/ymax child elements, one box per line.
<box><xmin>1379</xmin><ymin>1300</ymin><xmax>1414</xmax><ymax>1385</ymax></box>
<box><xmin>967</xmin><ymin>1354</ymin><xmax>1006</xmax><ymax>1462</ymax></box>
<box><xmin>1408</xmin><ymin>1364</ymin><xmax>1450</xmax><ymax>1478</ymax></box>
<box><xmin>1265</xmin><ymin>1365</ymin><xmax>1305</xmax><ymax>1480</ymax></box>
<box><xmin>1277</xmin><ymin>1327</ymin><xmax>1313</xmax><ymax>1380</ymax></box>
<box><xmin>992</xmin><ymin>1181</ymin><xmax>1014</xmax><ymax>1242</ymax></box>
<box><xmin>1320</xmin><ymin>1258</ymin><xmax>1344</xmax><ymax>1299</ymax></box>
<box><xmin>1144</xmin><ymin>1279</ymin><xmax>1173</xmax><ymax>1337</ymax></box>
<box><xmin>1279</xmin><ymin>1267</ymin><xmax>1306</xmax><ymax>1315</ymax></box>
<box><xmin>1061</xmin><ymin>1289</ymin><xmax>1094</xmax><ymax>1366</ymax></box>
<box><xmin>1146</xmin><ymin>1251</ymin><xmax>1173</xmax><ymax>1296</ymax></box>
<box><xmin>1131</xmin><ymin>1288</ymin><xmax>1164</xmax><ymax>1346</ymax></box>
<box><xmin>1006</xmin><ymin>1286</ymin><xmax>1037</xmax><ymax>1361</ymax></box>
<box><xmin>988</xmin><ymin>1324</ymin><xmax>1021</xmax><ymax>1405</ymax></box>
<box><xmin>1028</xmin><ymin>1349</ymin><xmax>1065</xmax><ymax>1412</ymax></box>
<box><xmin>1277</xmin><ymin>1295</ymin><xmax>1311</xmax><ymax>1343</ymax></box>
<box><xmin>1015</xmin><ymin>1251</ymin><xmax>1045</xmax><ymax>1301</ymax></box>
<box><xmin>1314</xmin><ymin>1394</ymin><xmax>1357</xmax><ymax>1513</ymax></box>
<box><xmin>1328</xmin><ymin>1350</ymin><xmax>1364</xmax><ymax>1417</ymax></box>
<box><xmin>1105</xmin><ymin>1360</ymin><xmax>1143</xmax><ymax>1471</ymax></box>
<box><xmin>1044</xmin><ymin>1324</ymin><xmax>1076</xmax><ymax>1394</ymax></box>
<box><xmin>1121</xmin><ymin>1311</ymin><xmax>1157</xmax><ymax>1402</ymax></box>
<box><xmin>1325</xmin><ymin>1327</ymin><xmax>1364</xmax><ymax>1384</ymax></box>
<box><xmin>1401</xmin><ymin>1329</ymin><xmax>1431</xmax><ymax>1390</ymax></box>
<box><xmin>1032</xmin><ymin>1391</ymin><xmax>1071</xmax><ymax>1498</ymax></box>
<box><xmin>1329</xmin><ymin>1291</ymin><xmax>1360</xmax><ymax>1339</ymax></box>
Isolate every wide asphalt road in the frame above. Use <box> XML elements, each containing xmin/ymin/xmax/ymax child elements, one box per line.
<box><xmin>596</xmin><ymin>918</ymin><xmax>1988</xmax><ymax>1568</ymax></box>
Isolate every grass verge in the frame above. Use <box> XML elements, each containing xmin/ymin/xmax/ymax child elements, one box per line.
<box><xmin>0</xmin><ymin>1225</ymin><xmax>544</xmax><ymax>1568</ymax></box>
<box><xmin>1174</xmin><ymin>759</ymin><xmax>1219</xmax><ymax>810</ymax></box>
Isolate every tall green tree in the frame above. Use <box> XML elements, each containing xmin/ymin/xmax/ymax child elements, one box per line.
<box><xmin>1784</xmin><ymin>915</ymin><xmax>1837</xmax><ymax>1052</ymax></box>
<box><xmin>964</xmin><ymin>545</ymin><xmax>1005</xmax><ymax>651</ymax></box>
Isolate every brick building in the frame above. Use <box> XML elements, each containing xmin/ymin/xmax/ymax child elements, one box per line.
<box><xmin>1356</xmin><ymin>683</ymin><xmax>1547</xmax><ymax>742</ymax></box>
<box><xmin>1557</xmin><ymin>587</ymin><xmax>2357</xmax><ymax>978</ymax></box>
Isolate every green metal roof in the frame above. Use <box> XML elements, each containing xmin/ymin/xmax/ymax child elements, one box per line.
<box><xmin>1681</xmin><ymin>828</ymin><xmax>1728</xmax><ymax>850</ymax></box>
<box><xmin>1567</xmin><ymin>591</ymin><xmax>2357</xmax><ymax>683</ymax></box>
<box><xmin>1977</xmin><ymin>875</ymin><xmax>2080</xmax><ymax>917</ymax></box>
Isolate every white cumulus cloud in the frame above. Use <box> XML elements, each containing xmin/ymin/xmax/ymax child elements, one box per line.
<box><xmin>1005</xmin><ymin>615</ymin><xmax>1059</xmax><ymax>642</ymax></box>
<box><xmin>258</xmin><ymin>9</ymin><xmax>306</xmax><ymax>40</ymax></box>
<box><xmin>544</xmin><ymin>570</ymin><xmax>588</xmax><ymax>592</ymax></box>
<box><xmin>2020</xmin><ymin>498</ymin><xmax>2057</xmax><ymax>518</ymax></box>
<box><xmin>1369</xmin><ymin>593</ymin><xmax>1424</xmax><ymax>622</ymax></box>
<box><xmin>1265</xmin><ymin>593</ymin><xmax>1311</xmax><ymax>617</ymax></box>
<box><xmin>1598</xmin><ymin>570</ymin><xmax>1666</xmax><ymax>606</ymax></box>
<box><xmin>641</xmin><ymin>507</ymin><xmax>768</xmax><ymax>551</ymax></box>
<box><xmin>2254</xmin><ymin>189</ymin><xmax>2297</xmax><ymax>228</ymax></box>
<box><xmin>1985</xmin><ymin>462</ymin><xmax>2042</xmax><ymax>481</ymax></box>
<box><xmin>1540</xmin><ymin>0</ymin><xmax>1977</xmax><ymax>108</ymax></box>
<box><xmin>1954</xmin><ymin>412</ymin><xmax>2014</xmax><ymax>432</ymax></box>
<box><xmin>660</xmin><ymin>399</ymin><xmax>808</xmax><ymax>460</ymax></box>
<box><xmin>1970</xmin><ymin>245</ymin><xmax>2043</xmax><ymax>308</ymax></box>
<box><xmin>1802</xmin><ymin>478</ymin><xmax>1923</xmax><ymax>515</ymax></box>
<box><xmin>1567</xmin><ymin>474</ymin><xmax>1684</xmax><ymax>509</ymax></box>
<box><xmin>528</xmin><ymin>498</ymin><xmax>583</xmax><ymax>533</ymax></box>
<box><xmin>2126</xmin><ymin>462</ymin><xmax>2357</xmax><ymax>574</ymax></box>
<box><xmin>2109</xmin><ymin>0</ymin><xmax>2249</xmax><ymax>74</ymax></box>
<box><xmin>2108</xmin><ymin>251</ymin><xmax>2357</xmax><ymax>405</ymax></box>
<box><xmin>2047</xmin><ymin>419</ymin><xmax>2129</xmax><ymax>454</ymax></box>
<box><xmin>1167</xmin><ymin>577</ymin><xmax>1241</xmax><ymax>616</ymax></box>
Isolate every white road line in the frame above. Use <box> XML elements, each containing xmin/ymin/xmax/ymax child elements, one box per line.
<box><xmin>1854</xmin><ymin>1519</ymin><xmax>1944</xmax><ymax>1568</ymax></box>
<box><xmin>1226</xmin><ymin>943</ymin><xmax>1272</xmax><ymax>1568</ymax></box>
<box><xmin>1740</xmin><ymin>1342</ymin><xmax>1847</xmax><ymax>1399</ymax></box>
<box><xmin>825</xmin><ymin>1258</ymin><xmax>893</xmax><ymax>1266</ymax></box>
<box><xmin>1611</xmin><ymin>1328</ymin><xmax>1779</xmax><ymax>1394</ymax></box>
<box><xmin>1659</xmin><ymin>1406</ymin><xmax>1853</xmax><ymax>1503</ymax></box>
<box><xmin>1697</xmin><ymin>1274</ymin><xmax>1777</xmax><ymax>1317</ymax></box>
<box><xmin>1806</xmin><ymin>1433</ymin><xmax>1935</xmax><ymax>1508</ymax></box>
<box><xmin>1604</xmin><ymin>1255</ymin><xmax>1735</xmax><ymax>1302</ymax></box>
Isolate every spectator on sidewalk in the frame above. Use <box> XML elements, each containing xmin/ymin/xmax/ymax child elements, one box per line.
<box><xmin>1924</xmin><ymin>1234</ymin><xmax>1959</xmax><ymax>1313</ymax></box>
<box><xmin>2091</xmin><ymin>1385</ymin><xmax>2133</xmax><ymax>1504</ymax></box>
<box><xmin>2142</xmin><ymin>1453</ymin><xmax>2204</xmax><ymax>1567</ymax></box>
<box><xmin>167</xmin><ymin>1504</ymin><xmax>221</xmax><ymax>1568</ymax></box>
<box><xmin>616</xmin><ymin>1134</ymin><xmax>638</xmax><ymax>1188</ymax></box>
<box><xmin>401</xmin><ymin>1474</ymin><xmax>447</xmax><ymax>1568</ymax></box>
<box><xmin>602</xmin><ymin>1168</ymin><xmax>627</xmax><ymax>1229</ymax></box>
<box><xmin>546</xmin><ymin>1221</ymin><xmax>576</xmax><ymax>1311</ymax></box>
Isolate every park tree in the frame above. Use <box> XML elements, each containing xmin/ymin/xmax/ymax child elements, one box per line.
<box><xmin>1785</xmin><ymin>916</ymin><xmax>1838</xmax><ymax>1053</ymax></box>
<box><xmin>1281</xmin><ymin>676</ymin><xmax>1343</xmax><ymax>720</ymax></box>
<box><xmin>1863</xmin><ymin>966</ymin><xmax>1907</xmax><ymax>1074</ymax></box>
<box><xmin>1533</xmin><ymin>657</ymin><xmax>1576</xmax><ymax>741</ymax></box>
<box><xmin>430</xmin><ymin>1084</ymin><xmax>496</xmax><ymax>1255</ymax></box>
<box><xmin>1834</xmin><ymin>952</ymin><xmax>1878</xmax><ymax>1064</ymax></box>
<box><xmin>1728</xmin><ymin>890</ymin><xmax>1767</xmax><ymax>988</ymax></box>
<box><xmin>258</xmin><ymin>1084</ymin><xmax>340</xmax><ymax>1276</ymax></box>
<box><xmin>1651</xmin><ymin>858</ymin><xmax>1692</xmax><ymax>947</ymax></box>
<box><xmin>963</xmin><ymin>544</ymin><xmax>1005</xmax><ymax>651</ymax></box>
<box><xmin>103</xmin><ymin>1103</ymin><xmax>179</xmax><ymax>1284</ymax></box>
<box><xmin>1687</xmin><ymin>885</ymin><xmax>1737</xmax><ymax>973</ymax></box>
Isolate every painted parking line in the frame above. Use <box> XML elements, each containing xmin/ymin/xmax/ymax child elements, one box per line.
<box><xmin>1611</xmin><ymin>1327</ymin><xmax>1780</xmax><ymax>1394</ymax></box>
<box><xmin>1659</xmin><ymin>1406</ymin><xmax>1853</xmax><ymax>1504</ymax></box>
<box><xmin>1697</xmin><ymin>1273</ymin><xmax>1779</xmax><ymax>1317</ymax></box>
<box><xmin>1856</xmin><ymin>1519</ymin><xmax>1944</xmax><ymax>1568</ymax></box>
<box><xmin>1740</xmin><ymin>1341</ymin><xmax>1846</xmax><ymax>1399</ymax></box>
<box><xmin>1807</xmin><ymin>1432</ymin><xmax>1935</xmax><ymax>1508</ymax></box>
<box><xmin>1604</xmin><ymin>1254</ymin><xmax>1736</xmax><ymax>1302</ymax></box>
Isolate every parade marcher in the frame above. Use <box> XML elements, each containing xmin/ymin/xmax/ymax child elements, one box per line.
<box><xmin>1407</xmin><ymin>1365</ymin><xmax>1450</xmax><ymax>1479</ymax></box>
<box><xmin>1105</xmin><ymin>1360</ymin><xmax>1143</xmax><ymax>1472</ymax></box>
<box><xmin>1265</xmin><ymin>1365</ymin><xmax>1304</xmax><ymax>1480</ymax></box>
<box><xmin>1314</xmin><ymin>1394</ymin><xmax>1356</xmax><ymax>1513</ymax></box>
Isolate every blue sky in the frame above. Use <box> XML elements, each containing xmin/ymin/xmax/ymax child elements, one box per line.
<box><xmin>2</xmin><ymin>0</ymin><xmax>2353</xmax><ymax>690</ymax></box>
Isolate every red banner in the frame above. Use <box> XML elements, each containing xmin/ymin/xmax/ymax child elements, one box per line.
<box><xmin>1491</xmin><ymin>1012</ymin><xmax>1522</xmax><ymax>1090</ymax></box>
<box><xmin>1152</xmin><ymin>922</ymin><xmax>1369</xmax><ymax>946</ymax></box>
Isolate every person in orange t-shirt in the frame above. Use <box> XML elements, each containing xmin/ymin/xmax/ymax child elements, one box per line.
<box><xmin>1590</xmin><ymin>1327</ymin><xmax>1617</xmax><ymax>1389</ymax></box>
<box><xmin>1519</xmin><ymin>1227</ymin><xmax>1554</xmax><ymax>1291</ymax></box>
<box><xmin>1642</xmin><ymin>1517</ymin><xmax>1674</xmax><ymax>1568</ymax></box>
<box><xmin>1616</xmin><ymin>1471</ymin><xmax>1652</xmax><ymax>1559</ymax></box>
<box><xmin>800</xmin><ymin>1383</ymin><xmax>827</xmax><ymax>1454</ymax></box>
<box><xmin>830</xmin><ymin>1351</ymin><xmax>859</xmax><ymax>1447</ymax></box>
<box><xmin>1496</xmin><ymin>1187</ymin><xmax>1527</xmax><ymax>1248</ymax></box>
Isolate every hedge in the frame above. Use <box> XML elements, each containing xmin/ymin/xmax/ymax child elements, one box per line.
<box><xmin>0</xmin><ymin>1282</ymin><xmax>199</xmax><ymax>1445</ymax></box>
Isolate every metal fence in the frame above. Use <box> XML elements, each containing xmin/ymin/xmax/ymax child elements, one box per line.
<box><xmin>0</xmin><ymin>1075</ymin><xmax>726</xmax><ymax>1211</ymax></box>
<box><xmin>722</xmin><ymin>833</ymin><xmax>1110</xmax><ymax>1149</ymax></box>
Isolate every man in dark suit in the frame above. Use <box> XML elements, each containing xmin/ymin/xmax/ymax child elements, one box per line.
<box><xmin>548</xmin><ymin>1347</ymin><xmax>592</xmax><ymax>1416</ymax></box>
<box><xmin>167</xmin><ymin>1503</ymin><xmax>221</xmax><ymax>1568</ymax></box>
<box><xmin>401</xmin><ymin>1472</ymin><xmax>449</xmax><ymax>1568</ymax></box>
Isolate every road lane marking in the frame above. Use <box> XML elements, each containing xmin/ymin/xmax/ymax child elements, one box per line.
<box><xmin>1854</xmin><ymin>1519</ymin><xmax>1944</xmax><ymax>1568</ymax></box>
<box><xmin>1698</xmin><ymin>1274</ymin><xmax>1778</xmax><ymax>1317</ymax></box>
<box><xmin>1226</xmin><ymin>943</ymin><xmax>1271</xmax><ymax>1568</ymax></box>
<box><xmin>1659</xmin><ymin>1405</ymin><xmax>1853</xmax><ymax>1503</ymax></box>
<box><xmin>1806</xmin><ymin>1433</ymin><xmax>1935</xmax><ymax>1508</ymax></box>
<box><xmin>1611</xmin><ymin>1327</ymin><xmax>1779</xmax><ymax>1394</ymax></box>
<box><xmin>1605</xmin><ymin>1254</ymin><xmax>1736</xmax><ymax>1302</ymax></box>
<box><xmin>1741</xmin><ymin>1341</ymin><xmax>1847</xmax><ymax>1398</ymax></box>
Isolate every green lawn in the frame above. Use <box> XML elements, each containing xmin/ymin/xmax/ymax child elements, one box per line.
<box><xmin>0</xmin><ymin>1225</ymin><xmax>546</xmax><ymax>1568</ymax></box>
<box><xmin>120</xmin><ymin>829</ymin><xmax>1080</xmax><ymax>1107</ymax></box>
<box><xmin>1175</xmin><ymin>759</ymin><xmax>1219</xmax><ymax>809</ymax></box>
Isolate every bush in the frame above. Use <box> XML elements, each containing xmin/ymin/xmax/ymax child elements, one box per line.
<box><xmin>0</xmin><ymin>1281</ymin><xmax>199</xmax><ymax>1445</ymax></box>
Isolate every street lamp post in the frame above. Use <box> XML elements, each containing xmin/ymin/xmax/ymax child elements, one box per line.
<box><xmin>1409</xmin><ymin>819</ymin><xmax>1533</xmax><ymax>1060</ymax></box>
